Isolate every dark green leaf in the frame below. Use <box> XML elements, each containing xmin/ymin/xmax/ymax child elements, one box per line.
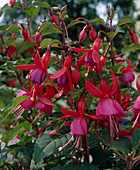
<box><xmin>0</xmin><ymin>147</ymin><xmax>7</xmax><ymax>164</ymax></box>
<box><xmin>115</xmin><ymin>27</ymin><xmax>125</xmax><ymax>33</ymax></box>
<box><xmin>0</xmin><ymin>25</ymin><xmax>9</xmax><ymax>31</ymax></box>
<box><xmin>1</xmin><ymin>130</ymin><xmax>21</xmax><ymax>145</ymax></box>
<box><xmin>40</xmin><ymin>38</ymin><xmax>58</xmax><ymax>49</ymax></box>
<box><xmin>51</xmin><ymin>162</ymin><xmax>99</xmax><ymax>170</ymax></box>
<box><xmin>107</xmin><ymin>32</ymin><xmax>118</xmax><ymax>39</ymax></box>
<box><xmin>17</xmin><ymin>41</ymin><xmax>36</xmax><ymax>54</ymax></box>
<box><xmin>7</xmin><ymin>25</ymin><xmax>20</xmax><ymax>34</ymax></box>
<box><xmin>118</xmin><ymin>18</ymin><xmax>135</xmax><ymax>25</ymax></box>
<box><xmin>26</xmin><ymin>6</ymin><xmax>40</xmax><ymax>18</ymax></box>
<box><xmin>89</xmin><ymin>18</ymin><xmax>105</xmax><ymax>25</ymax></box>
<box><xmin>0</xmin><ymin>12</ymin><xmax>3</xmax><ymax>17</ymax></box>
<box><xmin>33</xmin><ymin>2</ymin><xmax>50</xmax><ymax>8</ymax></box>
<box><xmin>39</xmin><ymin>23</ymin><xmax>54</xmax><ymax>33</ymax></box>
<box><xmin>69</xmin><ymin>20</ymin><xmax>85</xmax><ymax>27</ymax></box>
<box><xmin>42</xmin><ymin>26</ymin><xmax>61</xmax><ymax>35</ymax></box>
<box><xmin>5</xmin><ymin>37</ymin><xmax>16</xmax><ymax>46</ymax></box>
<box><xmin>123</xmin><ymin>43</ymin><xmax>140</xmax><ymax>53</ymax></box>
<box><xmin>33</xmin><ymin>132</ymin><xmax>71</xmax><ymax>164</ymax></box>
<box><xmin>132</xmin><ymin>128</ymin><xmax>140</xmax><ymax>146</ymax></box>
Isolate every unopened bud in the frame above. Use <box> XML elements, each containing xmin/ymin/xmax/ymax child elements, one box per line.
<box><xmin>46</xmin><ymin>120</ymin><xmax>54</xmax><ymax>128</ymax></box>
<box><xmin>8</xmin><ymin>0</ymin><xmax>16</xmax><ymax>7</ymax></box>
<box><xmin>35</xmin><ymin>32</ymin><xmax>42</xmax><ymax>46</ymax></box>
<box><xmin>48</xmin><ymin>129</ymin><xmax>59</xmax><ymax>136</ymax></box>
<box><xmin>64</xmin><ymin>55</ymin><xmax>72</xmax><ymax>68</ymax></box>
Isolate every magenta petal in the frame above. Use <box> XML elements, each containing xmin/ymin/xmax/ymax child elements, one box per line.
<box><xmin>21</xmin><ymin>98</ymin><xmax>34</xmax><ymax>110</ymax></box>
<box><xmin>133</xmin><ymin>96</ymin><xmax>140</xmax><ymax>115</ymax></box>
<box><xmin>38</xmin><ymin>95</ymin><xmax>56</xmax><ymax>106</ymax></box>
<box><xmin>62</xmin><ymin>107</ymin><xmax>77</xmax><ymax>116</ymax></box>
<box><xmin>85</xmin><ymin>79</ymin><xmax>104</xmax><ymax>98</ymax></box>
<box><xmin>34</xmin><ymin>100</ymin><xmax>46</xmax><ymax>110</ymax></box>
<box><xmin>43</xmin><ymin>105</ymin><xmax>52</xmax><ymax>115</ymax></box>
<box><xmin>120</xmin><ymin>70</ymin><xmax>135</xmax><ymax>84</ymax></box>
<box><xmin>70</xmin><ymin>115</ymin><xmax>87</xmax><ymax>136</ymax></box>
<box><xmin>96</xmin><ymin>98</ymin><xmax>125</xmax><ymax>118</ymax></box>
<box><xmin>16</xmin><ymin>90</ymin><xmax>28</xmax><ymax>97</ymax></box>
<box><xmin>71</xmin><ymin>47</ymin><xmax>92</xmax><ymax>53</ymax></box>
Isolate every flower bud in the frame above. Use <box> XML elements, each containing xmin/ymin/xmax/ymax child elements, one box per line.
<box><xmin>64</xmin><ymin>55</ymin><xmax>72</xmax><ymax>68</ymax></box>
<box><xmin>46</xmin><ymin>120</ymin><xmax>54</xmax><ymax>128</ymax></box>
<box><xmin>128</xmin><ymin>29</ymin><xmax>139</xmax><ymax>44</ymax></box>
<box><xmin>89</xmin><ymin>29</ymin><xmax>97</xmax><ymax>42</ymax></box>
<box><xmin>72</xmin><ymin>69</ymin><xmax>81</xmax><ymax>85</ymax></box>
<box><xmin>50</xmin><ymin>15</ymin><xmax>59</xmax><ymax>26</ymax></box>
<box><xmin>8</xmin><ymin>0</ymin><xmax>16</xmax><ymax>7</ymax></box>
<box><xmin>22</xmin><ymin>28</ymin><xmax>29</xmax><ymax>39</ymax></box>
<box><xmin>100</xmin><ymin>56</ymin><xmax>107</xmax><ymax>66</ymax></box>
<box><xmin>92</xmin><ymin>50</ymin><xmax>100</xmax><ymax>63</ymax></box>
<box><xmin>42</xmin><ymin>51</ymin><xmax>50</xmax><ymax>69</ymax></box>
<box><xmin>78</xmin><ymin>25</ymin><xmax>88</xmax><ymax>43</ymax></box>
<box><xmin>35</xmin><ymin>32</ymin><xmax>42</xmax><ymax>46</ymax></box>
<box><xmin>48</xmin><ymin>129</ymin><xmax>59</xmax><ymax>136</ymax></box>
<box><xmin>93</xmin><ymin>37</ymin><xmax>101</xmax><ymax>51</ymax></box>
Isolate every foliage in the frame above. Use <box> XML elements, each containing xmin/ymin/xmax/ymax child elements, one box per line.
<box><xmin>0</xmin><ymin>0</ymin><xmax>140</xmax><ymax>170</ymax></box>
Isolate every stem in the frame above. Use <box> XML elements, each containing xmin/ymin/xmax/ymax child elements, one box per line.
<box><xmin>113</xmin><ymin>148</ymin><xmax>126</xmax><ymax>162</ymax></box>
<box><xmin>84</xmin><ymin>136</ymin><xmax>89</xmax><ymax>163</ymax></box>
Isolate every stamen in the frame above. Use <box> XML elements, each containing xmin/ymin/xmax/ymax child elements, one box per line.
<box><xmin>131</xmin><ymin>113</ymin><xmax>140</xmax><ymax>129</ymax></box>
<box><xmin>58</xmin><ymin>136</ymin><xmax>74</xmax><ymax>151</ymax></box>
<box><xmin>75</xmin><ymin>135</ymin><xmax>80</xmax><ymax>149</ymax></box>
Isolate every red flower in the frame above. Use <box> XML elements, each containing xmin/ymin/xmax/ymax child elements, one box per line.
<box><xmin>8</xmin><ymin>0</ymin><xmax>15</xmax><ymax>7</ymax></box>
<box><xmin>85</xmin><ymin>70</ymin><xmax>126</xmax><ymax>141</ymax></box>
<box><xmin>58</xmin><ymin>98</ymin><xmax>101</xmax><ymax>150</ymax></box>
<box><xmin>51</xmin><ymin>55</ymin><xmax>74</xmax><ymax>95</ymax></box>
<box><xmin>119</xmin><ymin>59</ymin><xmax>138</xmax><ymax>84</ymax></box>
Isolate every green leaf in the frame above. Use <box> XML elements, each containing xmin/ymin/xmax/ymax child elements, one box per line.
<box><xmin>26</xmin><ymin>6</ymin><xmax>40</xmax><ymax>18</ymax></box>
<box><xmin>115</xmin><ymin>27</ymin><xmax>125</xmax><ymax>33</ymax></box>
<box><xmin>42</xmin><ymin>26</ymin><xmax>61</xmax><ymax>35</ymax></box>
<box><xmin>5</xmin><ymin>37</ymin><xmax>16</xmax><ymax>46</ymax></box>
<box><xmin>33</xmin><ymin>2</ymin><xmax>50</xmax><ymax>8</ymax></box>
<box><xmin>89</xmin><ymin>18</ymin><xmax>105</xmax><ymax>25</ymax></box>
<box><xmin>0</xmin><ymin>25</ymin><xmax>9</xmax><ymax>31</ymax></box>
<box><xmin>132</xmin><ymin>128</ymin><xmax>140</xmax><ymax>146</ymax></box>
<box><xmin>0</xmin><ymin>12</ymin><xmax>3</xmax><ymax>17</ymax></box>
<box><xmin>118</xmin><ymin>18</ymin><xmax>135</xmax><ymax>25</ymax></box>
<box><xmin>123</xmin><ymin>43</ymin><xmax>140</xmax><ymax>53</ymax></box>
<box><xmin>69</xmin><ymin>20</ymin><xmax>85</xmax><ymax>27</ymax></box>
<box><xmin>33</xmin><ymin>132</ymin><xmax>71</xmax><ymax>164</ymax></box>
<box><xmin>51</xmin><ymin>162</ymin><xmax>99</xmax><ymax>170</ymax></box>
<box><xmin>40</xmin><ymin>38</ymin><xmax>58</xmax><ymax>49</ymax></box>
<box><xmin>107</xmin><ymin>32</ymin><xmax>118</xmax><ymax>39</ymax></box>
<box><xmin>1</xmin><ymin>130</ymin><xmax>21</xmax><ymax>145</ymax></box>
<box><xmin>7</xmin><ymin>25</ymin><xmax>20</xmax><ymax>34</ymax></box>
<box><xmin>17</xmin><ymin>41</ymin><xmax>36</xmax><ymax>54</ymax></box>
<box><xmin>39</xmin><ymin>23</ymin><xmax>54</xmax><ymax>33</ymax></box>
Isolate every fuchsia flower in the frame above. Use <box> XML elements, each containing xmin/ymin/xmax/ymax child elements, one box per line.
<box><xmin>85</xmin><ymin>70</ymin><xmax>126</xmax><ymax>141</ymax></box>
<box><xmin>71</xmin><ymin>37</ymin><xmax>101</xmax><ymax>64</ymax></box>
<box><xmin>51</xmin><ymin>55</ymin><xmax>74</xmax><ymax>96</ymax></box>
<box><xmin>11</xmin><ymin>83</ymin><xmax>55</xmax><ymax>127</ymax></box>
<box><xmin>119</xmin><ymin>59</ymin><xmax>138</xmax><ymax>84</ymax></box>
<box><xmin>58</xmin><ymin>98</ymin><xmax>101</xmax><ymax>151</ymax></box>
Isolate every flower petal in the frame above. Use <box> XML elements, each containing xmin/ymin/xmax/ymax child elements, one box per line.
<box><xmin>34</xmin><ymin>51</ymin><xmax>42</xmax><ymax>68</ymax></box>
<box><xmin>62</xmin><ymin>107</ymin><xmax>77</xmax><ymax>116</ymax></box>
<box><xmin>38</xmin><ymin>95</ymin><xmax>56</xmax><ymax>106</ymax></box>
<box><xmin>85</xmin><ymin>114</ymin><xmax>102</xmax><ymax>120</ymax></box>
<box><xmin>14</xmin><ymin>65</ymin><xmax>36</xmax><ymax>70</ymax></box>
<box><xmin>67</xmin><ymin>69</ymin><xmax>74</xmax><ymax>93</ymax></box>
<box><xmin>51</xmin><ymin>67</ymin><xmax>67</xmax><ymax>79</ymax></box>
<box><xmin>108</xmin><ymin>69</ymin><xmax>118</xmax><ymax>96</ymax></box>
<box><xmin>136</xmin><ymin>75</ymin><xmax>140</xmax><ymax>92</ymax></box>
<box><xmin>85</xmin><ymin>79</ymin><xmax>104</xmax><ymax>98</ymax></box>
<box><xmin>71</xmin><ymin>47</ymin><xmax>92</xmax><ymax>53</ymax></box>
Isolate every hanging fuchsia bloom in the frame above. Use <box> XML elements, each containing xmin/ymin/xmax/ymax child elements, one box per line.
<box><xmin>71</xmin><ymin>37</ymin><xmax>101</xmax><ymax>64</ymax></box>
<box><xmin>11</xmin><ymin>83</ymin><xmax>55</xmax><ymax>127</ymax></box>
<box><xmin>14</xmin><ymin>51</ymin><xmax>52</xmax><ymax>85</ymax></box>
<box><xmin>85</xmin><ymin>70</ymin><xmax>126</xmax><ymax>141</ymax></box>
<box><xmin>119</xmin><ymin>59</ymin><xmax>138</xmax><ymax>84</ymax></box>
<box><xmin>58</xmin><ymin>98</ymin><xmax>101</xmax><ymax>151</ymax></box>
<box><xmin>51</xmin><ymin>55</ymin><xmax>74</xmax><ymax>95</ymax></box>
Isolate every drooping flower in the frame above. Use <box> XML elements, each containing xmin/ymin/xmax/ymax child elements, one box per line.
<box><xmin>119</xmin><ymin>59</ymin><xmax>138</xmax><ymax>85</ymax></box>
<box><xmin>85</xmin><ymin>70</ymin><xmax>126</xmax><ymax>141</ymax></box>
<box><xmin>51</xmin><ymin>55</ymin><xmax>74</xmax><ymax>96</ymax></box>
<box><xmin>128</xmin><ymin>29</ymin><xmax>139</xmax><ymax>44</ymax></box>
<box><xmin>58</xmin><ymin>98</ymin><xmax>101</xmax><ymax>151</ymax></box>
